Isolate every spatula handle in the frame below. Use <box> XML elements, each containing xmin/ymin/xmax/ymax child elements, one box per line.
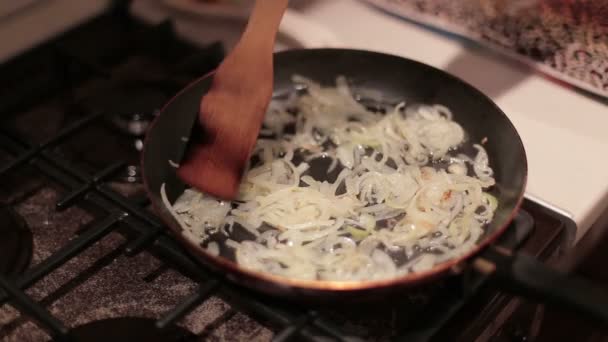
<box><xmin>240</xmin><ymin>0</ymin><xmax>289</xmax><ymax>51</ymax></box>
<box><xmin>476</xmin><ymin>247</ymin><xmax>608</xmax><ymax>324</ymax></box>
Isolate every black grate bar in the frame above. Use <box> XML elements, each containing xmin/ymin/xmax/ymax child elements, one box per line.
<box><xmin>0</xmin><ymin>276</ymin><xmax>69</xmax><ymax>336</ymax></box>
<box><xmin>0</xmin><ymin>132</ymin><xmax>354</xmax><ymax>340</ymax></box>
<box><xmin>152</xmin><ymin>235</ymin><xmax>214</xmax><ymax>281</ymax></box>
<box><xmin>0</xmin><ymin>212</ymin><xmax>123</xmax><ymax>304</ymax></box>
<box><xmin>56</xmin><ymin>161</ymin><xmax>125</xmax><ymax>210</ymax></box>
<box><xmin>312</xmin><ymin>318</ymin><xmax>358</xmax><ymax>342</ymax></box>
<box><xmin>2</xmin><ymin>131</ymin><xmax>177</xmax><ymax>278</ymax></box>
<box><xmin>272</xmin><ymin>313</ymin><xmax>315</xmax><ymax>342</ymax></box>
<box><xmin>151</xmin><ymin>234</ymin><xmax>345</xmax><ymax>340</ymax></box>
<box><xmin>40</xmin><ymin>152</ymin><xmax>162</xmax><ymax>227</ymax></box>
<box><xmin>96</xmin><ymin>184</ymin><xmax>163</xmax><ymax>227</ymax></box>
<box><xmin>2</xmin><ymin>133</ymin><xmax>162</xmax><ymax>229</ymax></box>
<box><xmin>42</xmin><ymin>148</ymin><xmax>164</xmax><ymax>228</ymax></box>
<box><xmin>0</xmin><ymin>133</ymin><xmax>90</xmax><ymax>194</ymax></box>
<box><xmin>0</xmin><ymin>147</ymin><xmax>39</xmax><ymax>176</ymax></box>
<box><xmin>0</xmin><ymin>111</ymin><xmax>103</xmax><ymax>176</ymax></box>
<box><xmin>140</xmin><ymin>235</ymin><xmax>335</xmax><ymax>339</ymax></box>
<box><xmin>156</xmin><ymin>279</ymin><xmax>220</xmax><ymax>329</ymax></box>
<box><xmin>124</xmin><ymin>226</ymin><xmax>163</xmax><ymax>256</ymax></box>
<box><xmin>219</xmin><ymin>287</ymin><xmax>295</xmax><ymax>326</ymax></box>
<box><xmin>40</xmin><ymin>152</ymin><xmax>96</xmax><ymax>183</ymax></box>
<box><xmin>36</xmin><ymin>150</ymin><xmax>167</xmax><ymax>251</ymax></box>
<box><xmin>38</xmin><ymin>148</ymin><xmax>162</xmax><ymax>229</ymax></box>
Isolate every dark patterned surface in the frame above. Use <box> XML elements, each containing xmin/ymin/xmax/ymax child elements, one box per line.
<box><xmin>0</xmin><ymin>187</ymin><xmax>272</xmax><ymax>342</ymax></box>
<box><xmin>365</xmin><ymin>0</ymin><xmax>608</xmax><ymax>97</ymax></box>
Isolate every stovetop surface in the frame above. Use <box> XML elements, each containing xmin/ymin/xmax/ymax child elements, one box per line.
<box><xmin>0</xmin><ymin>4</ymin><xmax>570</xmax><ymax>342</ymax></box>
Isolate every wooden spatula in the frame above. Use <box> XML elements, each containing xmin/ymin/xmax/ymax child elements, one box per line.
<box><xmin>177</xmin><ymin>0</ymin><xmax>289</xmax><ymax>199</ymax></box>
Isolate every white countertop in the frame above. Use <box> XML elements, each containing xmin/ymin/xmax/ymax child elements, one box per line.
<box><xmin>297</xmin><ymin>0</ymin><xmax>608</xmax><ymax>242</ymax></box>
<box><xmin>1</xmin><ymin>0</ymin><xmax>606</xmax><ymax>243</ymax></box>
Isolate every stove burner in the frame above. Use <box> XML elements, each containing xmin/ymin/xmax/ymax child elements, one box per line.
<box><xmin>86</xmin><ymin>85</ymin><xmax>169</xmax><ymax>183</ymax></box>
<box><xmin>0</xmin><ymin>204</ymin><xmax>33</xmax><ymax>276</ymax></box>
<box><xmin>67</xmin><ymin>317</ymin><xmax>195</xmax><ymax>342</ymax></box>
<box><xmin>105</xmin><ymin>87</ymin><xmax>168</xmax><ymax>137</ymax></box>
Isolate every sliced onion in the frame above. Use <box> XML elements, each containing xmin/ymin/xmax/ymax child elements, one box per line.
<box><xmin>164</xmin><ymin>76</ymin><xmax>497</xmax><ymax>282</ymax></box>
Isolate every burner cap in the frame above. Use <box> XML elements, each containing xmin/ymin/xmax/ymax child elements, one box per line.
<box><xmin>67</xmin><ymin>317</ymin><xmax>195</xmax><ymax>342</ymax></box>
<box><xmin>85</xmin><ymin>85</ymin><xmax>169</xmax><ymax>118</ymax></box>
<box><xmin>111</xmin><ymin>86</ymin><xmax>168</xmax><ymax>114</ymax></box>
<box><xmin>0</xmin><ymin>204</ymin><xmax>33</xmax><ymax>276</ymax></box>
<box><xmin>104</xmin><ymin>87</ymin><xmax>169</xmax><ymax>136</ymax></box>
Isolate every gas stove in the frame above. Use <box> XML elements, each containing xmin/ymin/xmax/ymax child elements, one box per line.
<box><xmin>0</xmin><ymin>2</ymin><xmax>579</xmax><ymax>342</ymax></box>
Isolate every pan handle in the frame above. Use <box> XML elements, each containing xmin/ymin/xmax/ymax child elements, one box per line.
<box><xmin>473</xmin><ymin>246</ymin><xmax>608</xmax><ymax>323</ymax></box>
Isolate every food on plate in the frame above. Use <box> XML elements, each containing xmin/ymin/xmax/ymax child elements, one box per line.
<box><xmin>162</xmin><ymin>75</ymin><xmax>497</xmax><ymax>281</ymax></box>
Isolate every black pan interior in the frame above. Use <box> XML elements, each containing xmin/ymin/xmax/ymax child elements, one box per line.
<box><xmin>143</xmin><ymin>48</ymin><xmax>527</xmax><ymax>274</ymax></box>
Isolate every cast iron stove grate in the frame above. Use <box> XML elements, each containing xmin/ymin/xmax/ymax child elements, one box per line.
<box><xmin>0</xmin><ymin>2</ymin><xmax>569</xmax><ymax>341</ymax></box>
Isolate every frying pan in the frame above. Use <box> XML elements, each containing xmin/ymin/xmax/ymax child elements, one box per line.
<box><xmin>142</xmin><ymin>49</ymin><xmax>608</xmax><ymax>321</ymax></box>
